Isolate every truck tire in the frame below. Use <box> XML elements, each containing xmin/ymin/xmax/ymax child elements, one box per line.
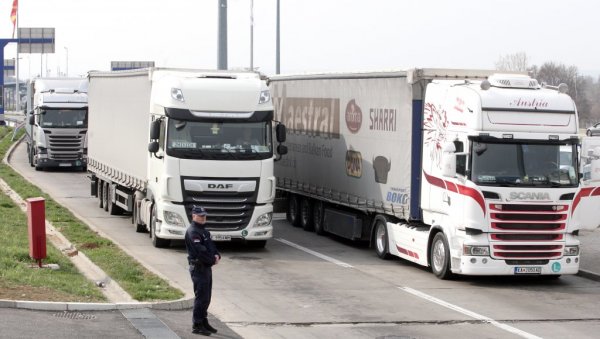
<box><xmin>132</xmin><ymin>198</ymin><xmax>146</xmax><ymax>233</ymax></box>
<box><xmin>28</xmin><ymin>145</ymin><xmax>34</xmax><ymax>167</ymax></box>
<box><xmin>103</xmin><ymin>182</ymin><xmax>109</xmax><ymax>212</ymax></box>
<box><xmin>313</xmin><ymin>200</ymin><xmax>325</xmax><ymax>235</ymax></box>
<box><xmin>430</xmin><ymin>232</ymin><xmax>453</xmax><ymax>280</ymax></box>
<box><xmin>300</xmin><ymin>198</ymin><xmax>314</xmax><ymax>231</ymax></box>
<box><xmin>286</xmin><ymin>194</ymin><xmax>301</xmax><ymax>227</ymax></box>
<box><xmin>373</xmin><ymin>218</ymin><xmax>391</xmax><ymax>259</ymax></box>
<box><xmin>107</xmin><ymin>184</ymin><xmax>122</xmax><ymax>216</ymax></box>
<box><xmin>97</xmin><ymin>180</ymin><xmax>104</xmax><ymax>209</ymax></box>
<box><xmin>150</xmin><ymin>204</ymin><xmax>170</xmax><ymax>248</ymax></box>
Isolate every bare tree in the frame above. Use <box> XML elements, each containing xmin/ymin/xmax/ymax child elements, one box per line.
<box><xmin>530</xmin><ymin>62</ymin><xmax>593</xmax><ymax>127</ymax></box>
<box><xmin>495</xmin><ymin>52</ymin><xmax>529</xmax><ymax>72</ymax></box>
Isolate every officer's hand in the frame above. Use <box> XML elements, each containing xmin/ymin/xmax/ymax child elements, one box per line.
<box><xmin>214</xmin><ymin>255</ymin><xmax>220</xmax><ymax>265</ymax></box>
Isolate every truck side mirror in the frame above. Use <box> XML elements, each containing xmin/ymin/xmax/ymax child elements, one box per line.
<box><xmin>148</xmin><ymin>141</ymin><xmax>159</xmax><ymax>153</ymax></box>
<box><xmin>277</xmin><ymin>144</ymin><xmax>288</xmax><ymax>155</ymax></box>
<box><xmin>150</xmin><ymin>119</ymin><xmax>161</xmax><ymax>140</ymax></box>
<box><xmin>28</xmin><ymin>115</ymin><xmax>34</xmax><ymax>125</ymax></box>
<box><xmin>276</xmin><ymin>124</ymin><xmax>286</xmax><ymax>143</ymax></box>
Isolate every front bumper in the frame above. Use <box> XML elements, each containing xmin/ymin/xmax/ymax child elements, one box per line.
<box><xmin>455</xmin><ymin>255</ymin><xmax>580</xmax><ymax>276</ymax></box>
<box><xmin>155</xmin><ymin>202</ymin><xmax>273</xmax><ymax>241</ymax></box>
<box><xmin>35</xmin><ymin>155</ymin><xmax>87</xmax><ymax>169</ymax></box>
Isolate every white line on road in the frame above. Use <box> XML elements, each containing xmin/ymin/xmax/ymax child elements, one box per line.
<box><xmin>275</xmin><ymin>238</ymin><xmax>354</xmax><ymax>268</ymax></box>
<box><xmin>400</xmin><ymin>286</ymin><xmax>543</xmax><ymax>339</ymax></box>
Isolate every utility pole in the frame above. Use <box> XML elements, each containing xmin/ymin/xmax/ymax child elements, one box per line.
<box><xmin>276</xmin><ymin>0</ymin><xmax>280</xmax><ymax>74</ymax></box>
<box><xmin>218</xmin><ymin>0</ymin><xmax>228</xmax><ymax>70</ymax></box>
<box><xmin>250</xmin><ymin>0</ymin><xmax>254</xmax><ymax>70</ymax></box>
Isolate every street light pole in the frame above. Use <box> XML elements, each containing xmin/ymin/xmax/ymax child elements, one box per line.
<box><xmin>64</xmin><ymin>47</ymin><xmax>68</xmax><ymax>77</ymax></box>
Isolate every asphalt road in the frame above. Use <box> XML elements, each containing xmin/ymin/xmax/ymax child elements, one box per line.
<box><xmin>5</xmin><ymin>138</ymin><xmax>600</xmax><ymax>339</ymax></box>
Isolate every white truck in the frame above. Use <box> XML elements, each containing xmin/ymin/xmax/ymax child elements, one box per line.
<box><xmin>87</xmin><ymin>68</ymin><xmax>287</xmax><ymax>248</ymax></box>
<box><xmin>271</xmin><ymin>69</ymin><xmax>600</xmax><ymax>278</ymax></box>
<box><xmin>25</xmin><ymin>78</ymin><xmax>89</xmax><ymax>170</ymax></box>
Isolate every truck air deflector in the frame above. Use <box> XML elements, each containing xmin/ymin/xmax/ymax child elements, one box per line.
<box><xmin>410</xmin><ymin>99</ymin><xmax>423</xmax><ymax>221</ymax></box>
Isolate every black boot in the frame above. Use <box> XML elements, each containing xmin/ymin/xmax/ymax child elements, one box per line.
<box><xmin>192</xmin><ymin>323</ymin><xmax>211</xmax><ymax>336</ymax></box>
<box><xmin>203</xmin><ymin>319</ymin><xmax>218</xmax><ymax>334</ymax></box>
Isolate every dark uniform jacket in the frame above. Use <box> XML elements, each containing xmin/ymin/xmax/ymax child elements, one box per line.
<box><xmin>185</xmin><ymin>221</ymin><xmax>220</xmax><ymax>269</ymax></box>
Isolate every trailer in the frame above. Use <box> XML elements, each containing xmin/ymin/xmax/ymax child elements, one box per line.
<box><xmin>271</xmin><ymin>69</ymin><xmax>600</xmax><ymax>278</ymax></box>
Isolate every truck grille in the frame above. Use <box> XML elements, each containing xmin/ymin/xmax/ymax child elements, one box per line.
<box><xmin>47</xmin><ymin>134</ymin><xmax>84</xmax><ymax>160</ymax></box>
<box><xmin>181</xmin><ymin>177</ymin><xmax>259</xmax><ymax>231</ymax></box>
<box><xmin>488</xmin><ymin>203</ymin><xmax>568</xmax><ymax>260</ymax></box>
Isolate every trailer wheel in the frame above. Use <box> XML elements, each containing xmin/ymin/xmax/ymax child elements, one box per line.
<box><xmin>374</xmin><ymin>218</ymin><xmax>391</xmax><ymax>259</ymax></box>
<box><xmin>150</xmin><ymin>204</ymin><xmax>170</xmax><ymax>248</ymax></box>
<box><xmin>300</xmin><ymin>198</ymin><xmax>314</xmax><ymax>231</ymax></box>
<box><xmin>107</xmin><ymin>184</ymin><xmax>121</xmax><ymax>215</ymax></box>
<box><xmin>313</xmin><ymin>200</ymin><xmax>325</xmax><ymax>235</ymax></box>
<box><xmin>287</xmin><ymin>194</ymin><xmax>301</xmax><ymax>227</ymax></box>
<box><xmin>430</xmin><ymin>232</ymin><xmax>453</xmax><ymax>280</ymax></box>
<box><xmin>97</xmin><ymin>180</ymin><xmax>104</xmax><ymax>209</ymax></box>
<box><xmin>102</xmin><ymin>182</ymin><xmax>109</xmax><ymax>212</ymax></box>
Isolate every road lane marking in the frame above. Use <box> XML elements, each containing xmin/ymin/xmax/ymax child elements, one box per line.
<box><xmin>275</xmin><ymin>238</ymin><xmax>354</xmax><ymax>268</ymax></box>
<box><xmin>400</xmin><ymin>286</ymin><xmax>543</xmax><ymax>339</ymax></box>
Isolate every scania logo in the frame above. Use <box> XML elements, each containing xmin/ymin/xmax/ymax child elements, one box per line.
<box><xmin>509</xmin><ymin>192</ymin><xmax>551</xmax><ymax>200</ymax></box>
<box><xmin>208</xmin><ymin>183</ymin><xmax>233</xmax><ymax>189</ymax></box>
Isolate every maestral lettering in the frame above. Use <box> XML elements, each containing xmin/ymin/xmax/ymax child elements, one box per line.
<box><xmin>369</xmin><ymin>108</ymin><xmax>397</xmax><ymax>131</ymax></box>
<box><xmin>271</xmin><ymin>83</ymin><xmax>340</xmax><ymax>139</ymax></box>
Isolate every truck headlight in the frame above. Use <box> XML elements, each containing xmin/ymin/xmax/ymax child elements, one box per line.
<box><xmin>463</xmin><ymin>245</ymin><xmax>490</xmax><ymax>256</ymax></box>
<box><xmin>37</xmin><ymin>147</ymin><xmax>47</xmax><ymax>154</ymax></box>
<box><xmin>564</xmin><ymin>246</ymin><xmax>579</xmax><ymax>256</ymax></box>
<box><xmin>171</xmin><ymin>88</ymin><xmax>185</xmax><ymax>102</ymax></box>
<box><xmin>258</xmin><ymin>90</ymin><xmax>271</xmax><ymax>104</ymax></box>
<box><xmin>254</xmin><ymin>212</ymin><xmax>272</xmax><ymax>227</ymax></box>
<box><xmin>163</xmin><ymin>211</ymin><xmax>185</xmax><ymax>227</ymax></box>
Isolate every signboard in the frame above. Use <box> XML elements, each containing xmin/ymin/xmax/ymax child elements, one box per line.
<box><xmin>3</xmin><ymin>59</ymin><xmax>15</xmax><ymax>78</ymax></box>
<box><xmin>18</xmin><ymin>28</ymin><xmax>55</xmax><ymax>53</ymax></box>
<box><xmin>111</xmin><ymin>61</ymin><xmax>155</xmax><ymax>71</ymax></box>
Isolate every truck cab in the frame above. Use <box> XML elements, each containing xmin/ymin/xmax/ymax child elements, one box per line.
<box><xmin>25</xmin><ymin>78</ymin><xmax>88</xmax><ymax>171</ymax></box>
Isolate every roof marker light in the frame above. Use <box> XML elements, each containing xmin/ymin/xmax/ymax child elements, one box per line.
<box><xmin>480</xmin><ymin>80</ymin><xmax>491</xmax><ymax>90</ymax></box>
<box><xmin>558</xmin><ymin>83</ymin><xmax>569</xmax><ymax>93</ymax></box>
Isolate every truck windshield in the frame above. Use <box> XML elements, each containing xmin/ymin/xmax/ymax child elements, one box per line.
<box><xmin>166</xmin><ymin>120</ymin><xmax>273</xmax><ymax>160</ymax></box>
<box><xmin>470</xmin><ymin>141</ymin><xmax>578</xmax><ymax>187</ymax></box>
<box><xmin>39</xmin><ymin>108</ymin><xmax>88</xmax><ymax>128</ymax></box>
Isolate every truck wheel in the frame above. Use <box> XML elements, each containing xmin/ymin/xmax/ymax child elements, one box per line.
<box><xmin>374</xmin><ymin>218</ymin><xmax>391</xmax><ymax>259</ymax></box>
<box><xmin>28</xmin><ymin>145</ymin><xmax>34</xmax><ymax>167</ymax></box>
<box><xmin>132</xmin><ymin>198</ymin><xmax>146</xmax><ymax>232</ymax></box>
<box><xmin>287</xmin><ymin>195</ymin><xmax>301</xmax><ymax>227</ymax></box>
<box><xmin>97</xmin><ymin>180</ymin><xmax>104</xmax><ymax>209</ymax></box>
<box><xmin>102</xmin><ymin>182</ymin><xmax>109</xmax><ymax>212</ymax></box>
<box><xmin>430</xmin><ymin>232</ymin><xmax>453</xmax><ymax>280</ymax></box>
<box><xmin>313</xmin><ymin>200</ymin><xmax>325</xmax><ymax>235</ymax></box>
<box><xmin>107</xmin><ymin>185</ymin><xmax>121</xmax><ymax>216</ymax></box>
<box><xmin>150</xmin><ymin>204</ymin><xmax>170</xmax><ymax>248</ymax></box>
<box><xmin>300</xmin><ymin>198</ymin><xmax>314</xmax><ymax>231</ymax></box>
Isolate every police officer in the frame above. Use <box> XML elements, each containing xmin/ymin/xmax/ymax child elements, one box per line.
<box><xmin>185</xmin><ymin>206</ymin><xmax>221</xmax><ymax>336</ymax></box>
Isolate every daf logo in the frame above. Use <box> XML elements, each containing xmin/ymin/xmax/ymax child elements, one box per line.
<box><xmin>208</xmin><ymin>183</ymin><xmax>233</xmax><ymax>189</ymax></box>
<box><xmin>509</xmin><ymin>192</ymin><xmax>551</xmax><ymax>200</ymax></box>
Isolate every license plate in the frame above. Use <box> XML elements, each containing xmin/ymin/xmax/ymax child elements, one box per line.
<box><xmin>514</xmin><ymin>267</ymin><xmax>542</xmax><ymax>274</ymax></box>
<box><xmin>211</xmin><ymin>234</ymin><xmax>232</xmax><ymax>241</ymax></box>
<box><xmin>58</xmin><ymin>163</ymin><xmax>72</xmax><ymax>167</ymax></box>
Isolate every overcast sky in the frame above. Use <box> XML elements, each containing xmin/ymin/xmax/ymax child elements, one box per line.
<box><xmin>1</xmin><ymin>0</ymin><xmax>598</xmax><ymax>79</ymax></box>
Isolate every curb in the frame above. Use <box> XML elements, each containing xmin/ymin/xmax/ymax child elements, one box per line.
<box><xmin>0</xmin><ymin>297</ymin><xmax>193</xmax><ymax>311</ymax></box>
<box><xmin>576</xmin><ymin>269</ymin><xmax>600</xmax><ymax>282</ymax></box>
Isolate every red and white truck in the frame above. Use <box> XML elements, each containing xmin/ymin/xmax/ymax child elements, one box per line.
<box><xmin>270</xmin><ymin>69</ymin><xmax>600</xmax><ymax>278</ymax></box>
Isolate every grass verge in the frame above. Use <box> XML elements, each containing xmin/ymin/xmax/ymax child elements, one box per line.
<box><xmin>0</xmin><ymin>127</ymin><xmax>184</xmax><ymax>301</ymax></box>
